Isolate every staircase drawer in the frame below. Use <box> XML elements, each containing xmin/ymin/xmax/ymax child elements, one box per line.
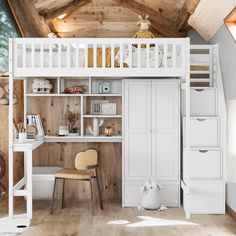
<box><xmin>184</xmin><ymin>180</ymin><xmax>225</xmax><ymax>214</ymax></box>
<box><xmin>183</xmin><ymin>117</ymin><xmax>219</xmax><ymax>147</ymax></box>
<box><xmin>183</xmin><ymin>88</ymin><xmax>217</xmax><ymax>116</ymax></box>
<box><xmin>184</xmin><ymin>149</ymin><xmax>222</xmax><ymax>179</ymax></box>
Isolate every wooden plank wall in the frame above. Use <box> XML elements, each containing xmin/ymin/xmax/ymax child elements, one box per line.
<box><xmin>55</xmin><ymin>0</ymin><xmax>139</xmax><ymax>38</ymax></box>
<box><xmin>0</xmin><ymin>78</ymin><xmax>24</xmax><ymax>198</ymax></box>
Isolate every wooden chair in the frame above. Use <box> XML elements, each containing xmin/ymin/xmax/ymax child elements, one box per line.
<box><xmin>50</xmin><ymin>149</ymin><xmax>103</xmax><ymax>215</ymax></box>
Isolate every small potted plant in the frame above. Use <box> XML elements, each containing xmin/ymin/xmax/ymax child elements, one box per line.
<box><xmin>64</xmin><ymin>106</ymin><xmax>79</xmax><ymax>135</ymax></box>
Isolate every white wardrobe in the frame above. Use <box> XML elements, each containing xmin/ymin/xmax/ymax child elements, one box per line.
<box><xmin>123</xmin><ymin>79</ymin><xmax>180</xmax><ymax>207</ymax></box>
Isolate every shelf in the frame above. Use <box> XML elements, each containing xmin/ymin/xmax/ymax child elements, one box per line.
<box><xmin>83</xmin><ymin>94</ymin><xmax>122</xmax><ymax>97</ymax></box>
<box><xmin>26</xmin><ymin>94</ymin><xmax>60</xmax><ymax>97</ymax></box>
<box><xmin>44</xmin><ymin>135</ymin><xmax>122</xmax><ymax>143</ymax></box>
<box><xmin>26</xmin><ymin>93</ymin><xmax>84</xmax><ymax>97</ymax></box>
<box><xmin>26</xmin><ymin>93</ymin><xmax>122</xmax><ymax>97</ymax></box>
<box><xmin>83</xmin><ymin>114</ymin><xmax>122</xmax><ymax>118</ymax></box>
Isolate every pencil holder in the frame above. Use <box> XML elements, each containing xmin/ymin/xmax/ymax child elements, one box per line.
<box><xmin>19</xmin><ymin>132</ymin><xmax>27</xmax><ymax>143</ymax></box>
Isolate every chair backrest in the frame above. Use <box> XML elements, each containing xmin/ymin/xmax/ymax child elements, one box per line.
<box><xmin>75</xmin><ymin>149</ymin><xmax>98</xmax><ymax>170</ymax></box>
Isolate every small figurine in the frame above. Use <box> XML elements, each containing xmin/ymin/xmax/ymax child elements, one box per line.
<box><xmin>32</xmin><ymin>78</ymin><xmax>52</xmax><ymax>94</ymax></box>
<box><xmin>133</xmin><ymin>15</ymin><xmax>155</xmax><ymax>38</ymax></box>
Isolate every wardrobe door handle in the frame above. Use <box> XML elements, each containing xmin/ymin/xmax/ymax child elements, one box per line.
<box><xmin>196</xmin><ymin>118</ymin><xmax>206</xmax><ymax>122</ymax></box>
<box><xmin>199</xmin><ymin>150</ymin><xmax>208</xmax><ymax>153</ymax></box>
<box><xmin>195</xmin><ymin>89</ymin><xmax>204</xmax><ymax>92</ymax></box>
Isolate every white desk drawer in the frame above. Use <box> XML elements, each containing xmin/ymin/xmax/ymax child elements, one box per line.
<box><xmin>184</xmin><ymin>149</ymin><xmax>222</xmax><ymax>179</ymax></box>
<box><xmin>183</xmin><ymin>88</ymin><xmax>217</xmax><ymax>116</ymax></box>
<box><xmin>183</xmin><ymin>117</ymin><xmax>219</xmax><ymax>147</ymax></box>
<box><xmin>184</xmin><ymin>180</ymin><xmax>225</xmax><ymax>214</ymax></box>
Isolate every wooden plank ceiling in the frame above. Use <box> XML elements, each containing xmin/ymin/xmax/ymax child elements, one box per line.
<box><xmin>9</xmin><ymin>0</ymin><xmax>201</xmax><ymax>37</ymax></box>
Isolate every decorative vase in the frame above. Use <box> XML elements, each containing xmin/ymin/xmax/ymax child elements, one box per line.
<box><xmin>88</xmin><ymin>117</ymin><xmax>104</xmax><ymax>136</ymax></box>
<box><xmin>104</xmin><ymin>126</ymin><xmax>113</xmax><ymax>136</ymax></box>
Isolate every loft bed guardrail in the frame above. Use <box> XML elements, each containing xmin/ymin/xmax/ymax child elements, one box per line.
<box><xmin>10</xmin><ymin>38</ymin><xmax>189</xmax><ymax>77</ymax></box>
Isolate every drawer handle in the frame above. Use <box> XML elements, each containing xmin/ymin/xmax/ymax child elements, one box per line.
<box><xmin>199</xmin><ymin>150</ymin><xmax>208</xmax><ymax>153</ymax></box>
<box><xmin>196</xmin><ymin>118</ymin><xmax>206</xmax><ymax>122</ymax></box>
<box><xmin>195</xmin><ymin>89</ymin><xmax>204</xmax><ymax>92</ymax></box>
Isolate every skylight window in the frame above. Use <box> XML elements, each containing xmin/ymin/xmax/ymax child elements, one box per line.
<box><xmin>225</xmin><ymin>7</ymin><xmax>236</xmax><ymax>42</ymax></box>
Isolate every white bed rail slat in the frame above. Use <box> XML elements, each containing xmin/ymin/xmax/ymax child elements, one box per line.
<box><xmin>12</xmin><ymin>38</ymin><xmax>188</xmax><ymax>77</ymax></box>
<box><xmin>146</xmin><ymin>43</ymin><xmax>150</xmax><ymax>68</ymax></box>
<box><xmin>31</xmin><ymin>44</ymin><xmax>35</xmax><ymax>67</ymax></box>
<box><xmin>163</xmin><ymin>44</ymin><xmax>167</xmax><ymax>68</ymax></box>
<box><xmin>129</xmin><ymin>44</ymin><xmax>132</xmax><ymax>68</ymax></box>
<box><xmin>120</xmin><ymin>44</ymin><xmax>123</xmax><ymax>68</ymax></box>
<box><xmin>76</xmin><ymin>44</ymin><xmax>79</xmax><ymax>68</ymax></box>
<box><xmin>137</xmin><ymin>43</ymin><xmax>141</xmax><ymax>68</ymax></box>
<box><xmin>173</xmin><ymin>44</ymin><xmax>176</xmax><ymax>68</ymax></box>
<box><xmin>22</xmin><ymin>44</ymin><xmax>26</xmax><ymax>68</ymax></box>
<box><xmin>84</xmin><ymin>44</ymin><xmax>88</xmax><ymax>68</ymax></box>
<box><xmin>67</xmin><ymin>44</ymin><xmax>70</xmax><ymax>68</ymax></box>
<box><xmin>49</xmin><ymin>44</ymin><xmax>52</xmax><ymax>68</ymax></box>
<box><xmin>40</xmin><ymin>44</ymin><xmax>43</xmax><ymax>68</ymax></box>
<box><xmin>58</xmin><ymin>44</ymin><xmax>61</xmax><ymax>68</ymax></box>
<box><xmin>155</xmin><ymin>43</ymin><xmax>159</xmax><ymax>69</ymax></box>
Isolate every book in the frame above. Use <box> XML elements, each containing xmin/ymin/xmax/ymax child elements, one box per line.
<box><xmin>26</xmin><ymin>114</ymin><xmax>45</xmax><ymax>137</ymax></box>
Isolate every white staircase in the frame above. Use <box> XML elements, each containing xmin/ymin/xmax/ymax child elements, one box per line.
<box><xmin>182</xmin><ymin>45</ymin><xmax>226</xmax><ymax>215</ymax></box>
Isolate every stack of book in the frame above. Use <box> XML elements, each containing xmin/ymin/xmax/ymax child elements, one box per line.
<box><xmin>26</xmin><ymin>114</ymin><xmax>45</xmax><ymax>137</ymax></box>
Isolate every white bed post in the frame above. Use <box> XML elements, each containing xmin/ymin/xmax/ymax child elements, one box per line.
<box><xmin>8</xmin><ymin>38</ymin><xmax>14</xmax><ymax>218</ymax></box>
<box><xmin>184</xmin><ymin>37</ymin><xmax>191</xmax><ymax>219</ymax></box>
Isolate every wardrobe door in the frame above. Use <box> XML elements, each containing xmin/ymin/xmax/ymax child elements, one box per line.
<box><xmin>151</xmin><ymin>81</ymin><xmax>180</xmax><ymax>181</ymax></box>
<box><xmin>124</xmin><ymin>81</ymin><xmax>152</xmax><ymax>181</ymax></box>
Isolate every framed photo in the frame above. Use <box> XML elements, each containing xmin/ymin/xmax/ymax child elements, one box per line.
<box><xmin>91</xmin><ymin>100</ymin><xmax>108</xmax><ymax>115</ymax></box>
<box><xmin>101</xmin><ymin>103</ymin><xmax>116</xmax><ymax>115</ymax></box>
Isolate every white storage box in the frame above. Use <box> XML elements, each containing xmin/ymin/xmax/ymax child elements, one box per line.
<box><xmin>183</xmin><ymin>117</ymin><xmax>219</xmax><ymax>147</ymax></box>
<box><xmin>183</xmin><ymin>148</ymin><xmax>222</xmax><ymax>179</ymax></box>
<box><xmin>33</xmin><ymin>167</ymin><xmax>62</xmax><ymax>200</ymax></box>
<box><xmin>184</xmin><ymin>180</ymin><xmax>225</xmax><ymax>214</ymax></box>
<box><xmin>183</xmin><ymin>88</ymin><xmax>217</xmax><ymax>116</ymax></box>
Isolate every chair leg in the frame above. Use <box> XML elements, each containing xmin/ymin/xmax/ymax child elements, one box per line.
<box><xmin>96</xmin><ymin>168</ymin><xmax>103</xmax><ymax>210</ymax></box>
<box><xmin>50</xmin><ymin>178</ymin><xmax>57</xmax><ymax>214</ymax></box>
<box><xmin>61</xmin><ymin>179</ymin><xmax>65</xmax><ymax>209</ymax></box>
<box><xmin>89</xmin><ymin>177</ymin><xmax>95</xmax><ymax>215</ymax></box>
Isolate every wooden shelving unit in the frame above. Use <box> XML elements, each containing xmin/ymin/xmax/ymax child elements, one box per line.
<box><xmin>25</xmin><ymin>76</ymin><xmax>123</xmax><ymax>140</ymax></box>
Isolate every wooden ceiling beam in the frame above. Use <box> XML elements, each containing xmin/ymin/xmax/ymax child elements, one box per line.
<box><xmin>116</xmin><ymin>0</ymin><xmax>186</xmax><ymax>37</ymax></box>
<box><xmin>174</xmin><ymin>0</ymin><xmax>200</xmax><ymax>32</ymax></box>
<box><xmin>40</xmin><ymin>0</ymin><xmax>90</xmax><ymax>21</ymax></box>
<box><xmin>7</xmin><ymin>0</ymin><xmax>50</xmax><ymax>37</ymax></box>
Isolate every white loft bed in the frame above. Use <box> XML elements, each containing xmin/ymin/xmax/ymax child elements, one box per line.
<box><xmin>6</xmin><ymin>37</ymin><xmax>197</xmax><ymax>231</ymax></box>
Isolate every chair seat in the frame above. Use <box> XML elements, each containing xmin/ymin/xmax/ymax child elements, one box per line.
<box><xmin>55</xmin><ymin>168</ymin><xmax>96</xmax><ymax>180</ymax></box>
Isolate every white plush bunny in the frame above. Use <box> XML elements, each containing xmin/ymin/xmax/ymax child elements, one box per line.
<box><xmin>141</xmin><ymin>177</ymin><xmax>163</xmax><ymax>210</ymax></box>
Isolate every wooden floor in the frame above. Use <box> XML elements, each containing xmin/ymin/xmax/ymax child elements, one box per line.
<box><xmin>1</xmin><ymin>198</ymin><xmax>236</xmax><ymax>236</ymax></box>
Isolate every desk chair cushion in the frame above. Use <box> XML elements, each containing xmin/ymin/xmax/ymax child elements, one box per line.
<box><xmin>55</xmin><ymin>168</ymin><xmax>96</xmax><ymax>180</ymax></box>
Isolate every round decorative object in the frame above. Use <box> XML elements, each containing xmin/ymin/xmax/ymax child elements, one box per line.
<box><xmin>27</xmin><ymin>125</ymin><xmax>38</xmax><ymax>135</ymax></box>
<box><xmin>104</xmin><ymin>126</ymin><xmax>113</xmax><ymax>136</ymax></box>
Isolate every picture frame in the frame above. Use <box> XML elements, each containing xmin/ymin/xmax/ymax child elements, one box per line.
<box><xmin>101</xmin><ymin>103</ymin><xmax>116</xmax><ymax>115</ymax></box>
<box><xmin>91</xmin><ymin>100</ymin><xmax>109</xmax><ymax>115</ymax></box>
